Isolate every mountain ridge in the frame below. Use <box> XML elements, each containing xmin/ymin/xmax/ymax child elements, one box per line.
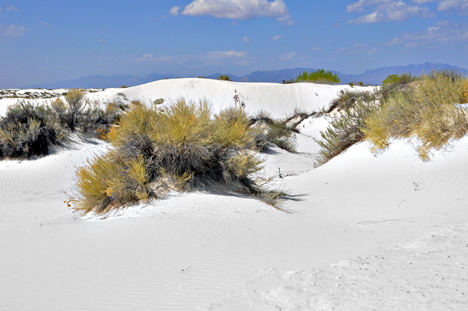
<box><xmin>27</xmin><ymin>62</ymin><xmax>466</xmax><ymax>89</ymax></box>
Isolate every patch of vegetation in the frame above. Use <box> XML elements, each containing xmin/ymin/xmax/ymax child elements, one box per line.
<box><xmin>296</xmin><ymin>69</ymin><xmax>340</xmax><ymax>84</ymax></box>
<box><xmin>380</xmin><ymin>72</ymin><xmax>418</xmax><ymax>100</ymax></box>
<box><xmin>314</xmin><ymin>70</ymin><xmax>468</xmax><ymax>166</ymax></box>
<box><xmin>364</xmin><ymin>70</ymin><xmax>468</xmax><ymax>161</ymax></box>
<box><xmin>0</xmin><ymin>89</ymin><xmax>124</xmax><ymax>160</ymax></box>
<box><xmin>0</xmin><ymin>101</ymin><xmax>63</xmax><ymax>159</ymax></box>
<box><xmin>217</xmin><ymin>75</ymin><xmax>232</xmax><ymax>81</ymax></box>
<box><xmin>72</xmin><ymin>99</ymin><xmax>285</xmax><ymax>215</ymax></box>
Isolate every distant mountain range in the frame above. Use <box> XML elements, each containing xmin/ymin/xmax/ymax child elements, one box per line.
<box><xmin>28</xmin><ymin>62</ymin><xmax>466</xmax><ymax>89</ymax></box>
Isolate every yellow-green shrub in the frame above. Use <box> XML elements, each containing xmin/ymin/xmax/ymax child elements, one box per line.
<box><xmin>364</xmin><ymin>70</ymin><xmax>468</xmax><ymax>160</ymax></box>
<box><xmin>74</xmin><ymin>99</ymin><xmax>267</xmax><ymax>214</ymax></box>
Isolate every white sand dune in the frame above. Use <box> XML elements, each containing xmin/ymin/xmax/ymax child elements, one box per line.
<box><xmin>0</xmin><ymin>79</ymin><xmax>467</xmax><ymax>310</ymax></box>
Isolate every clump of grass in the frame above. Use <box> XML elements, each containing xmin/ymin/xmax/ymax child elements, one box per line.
<box><xmin>314</xmin><ymin>97</ymin><xmax>380</xmax><ymax>166</ymax></box>
<box><xmin>364</xmin><ymin>70</ymin><xmax>468</xmax><ymax>161</ymax></box>
<box><xmin>73</xmin><ymin>99</ymin><xmax>274</xmax><ymax>215</ymax></box>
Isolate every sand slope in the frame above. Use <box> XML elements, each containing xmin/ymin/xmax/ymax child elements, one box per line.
<box><xmin>0</xmin><ymin>80</ymin><xmax>467</xmax><ymax>310</ymax></box>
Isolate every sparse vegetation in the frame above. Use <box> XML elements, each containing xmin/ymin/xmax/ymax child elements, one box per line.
<box><xmin>315</xmin><ymin>69</ymin><xmax>468</xmax><ymax>166</ymax></box>
<box><xmin>73</xmin><ymin>99</ymin><xmax>284</xmax><ymax>215</ymax></box>
<box><xmin>217</xmin><ymin>75</ymin><xmax>232</xmax><ymax>81</ymax></box>
<box><xmin>250</xmin><ymin>111</ymin><xmax>301</xmax><ymax>153</ymax></box>
<box><xmin>296</xmin><ymin>69</ymin><xmax>340</xmax><ymax>84</ymax></box>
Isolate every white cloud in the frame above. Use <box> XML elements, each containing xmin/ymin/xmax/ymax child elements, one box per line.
<box><xmin>181</xmin><ymin>0</ymin><xmax>294</xmax><ymax>24</ymax></box>
<box><xmin>6</xmin><ymin>5</ymin><xmax>18</xmax><ymax>12</ymax></box>
<box><xmin>271</xmin><ymin>35</ymin><xmax>282</xmax><ymax>41</ymax></box>
<box><xmin>135</xmin><ymin>50</ymin><xmax>248</xmax><ymax>66</ymax></box>
<box><xmin>347</xmin><ymin>1</ymin><xmax>433</xmax><ymax>23</ymax></box>
<box><xmin>242</xmin><ymin>36</ymin><xmax>252</xmax><ymax>43</ymax></box>
<box><xmin>279</xmin><ymin>52</ymin><xmax>296</xmax><ymax>61</ymax></box>
<box><xmin>347</xmin><ymin>0</ymin><xmax>393</xmax><ymax>12</ymax></box>
<box><xmin>170</xmin><ymin>6</ymin><xmax>180</xmax><ymax>16</ymax></box>
<box><xmin>385</xmin><ymin>37</ymin><xmax>403</xmax><ymax>45</ymax></box>
<box><xmin>367</xmin><ymin>47</ymin><xmax>379</xmax><ymax>54</ymax></box>
<box><xmin>0</xmin><ymin>25</ymin><xmax>26</xmax><ymax>38</ymax></box>
<box><xmin>386</xmin><ymin>21</ymin><xmax>468</xmax><ymax>47</ymax></box>
<box><xmin>310</xmin><ymin>45</ymin><xmax>322</xmax><ymax>51</ymax></box>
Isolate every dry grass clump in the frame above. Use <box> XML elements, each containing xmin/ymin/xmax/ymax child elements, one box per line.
<box><xmin>74</xmin><ymin>99</ymin><xmax>272</xmax><ymax>215</ymax></box>
<box><xmin>364</xmin><ymin>70</ymin><xmax>468</xmax><ymax>161</ymax></box>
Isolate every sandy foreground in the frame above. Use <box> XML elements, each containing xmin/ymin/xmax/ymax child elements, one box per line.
<box><xmin>0</xmin><ymin>79</ymin><xmax>467</xmax><ymax>310</ymax></box>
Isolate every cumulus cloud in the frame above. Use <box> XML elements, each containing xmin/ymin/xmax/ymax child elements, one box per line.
<box><xmin>413</xmin><ymin>0</ymin><xmax>468</xmax><ymax>14</ymax></box>
<box><xmin>181</xmin><ymin>0</ymin><xmax>294</xmax><ymax>24</ymax></box>
<box><xmin>135</xmin><ymin>50</ymin><xmax>248</xmax><ymax>66</ymax></box>
<box><xmin>385</xmin><ymin>21</ymin><xmax>468</xmax><ymax>46</ymax></box>
<box><xmin>347</xmin><ymin>0</ymin><xmax>433</xmax><ymax>23</ymax></box>
<box><xmin>271</xmin><ymin>35</ymin><xmax>282</xmax><ymax>41</ymax></box>
<box><xmin>0</xmin><ymin>25</ymin><xmax>26</xmax><ymax>38</ymax></box>
<box><xmin>170</xmin><ymin>6</ymin><xmax>180</xmax><ymax>16</ymax></box>
<box><xmin>242</xmin><ymin>36</ymin><xmax>252</xmax><ymax>43</ymax></box>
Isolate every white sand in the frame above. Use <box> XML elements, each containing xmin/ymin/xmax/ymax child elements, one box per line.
<box><xmin>0</xmin><ymin>79</ymin><xmax>466</xmax><ymax>310</ymax></box>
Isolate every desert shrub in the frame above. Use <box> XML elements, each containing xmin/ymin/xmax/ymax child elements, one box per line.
<box><xmin>314</xmin><ymin>97</ymin><xmax>380</xmax><ymax>166</ymax></box>
<box><xmin>0</xmin><ymin>101</ymin><xmax>64</xmax><ymax>159</ymax></box>
<box><xmin>296</xmin><ymin>69</ymin><xmax>340</xmax><ymax>84</ymax></box>
<box><xmin>74</xmin><ymin>99</ymin><xmax>268</xmax><ymax>215</ymax></box>
<box><xmin>217</xmin><ymin>75</ymin><xmax>232</xmax><ymax>81</ymax></box>
<box><xmin>64</xmin><ymin>89</ymin><xmax>86</xmax><ymax>131</ymax></box>
<box><xmin>364</xmin><ymin>70</ymin><xmax>468</xmax><ymax>161</ymax></box>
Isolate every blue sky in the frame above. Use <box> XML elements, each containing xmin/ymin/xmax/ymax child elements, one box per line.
<box><xmin>0</xmin><ymin>0</ymin><xmax>467</xmax><ymax>88</ymax></box>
